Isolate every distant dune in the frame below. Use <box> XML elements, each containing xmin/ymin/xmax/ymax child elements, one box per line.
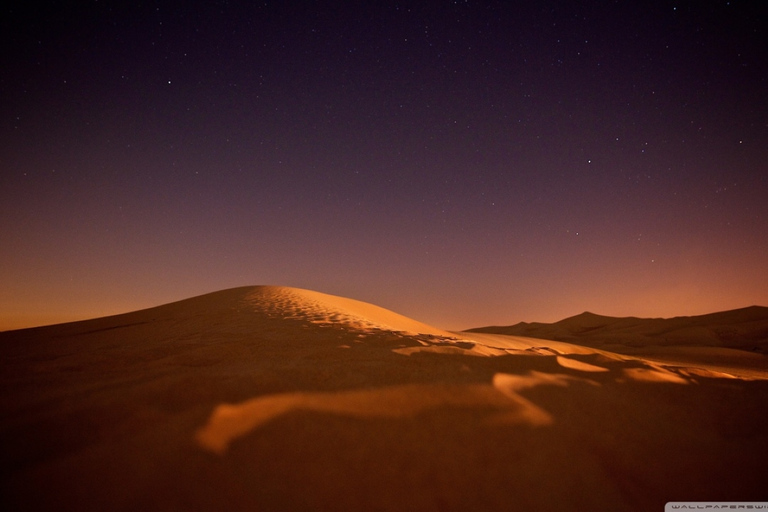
<box><xmin>467</xmin><ymin>307</ymin><xmax>768</xmax><ymax>351</ymax></box>
<box><xmin>467</xmin><ymin>307</ymin><xmax>768</xmax><ymax>378</ymax></box>
<box><xmin>2</xmin><ymin>286</ymin><xmax>767</xmax><ymax>511</ymax></box>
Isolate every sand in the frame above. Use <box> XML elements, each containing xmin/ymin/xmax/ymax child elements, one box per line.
<box><xmin>1</xmin><ymin>286</ymin><xmax>767</xmax><ymax>511</ymax></box>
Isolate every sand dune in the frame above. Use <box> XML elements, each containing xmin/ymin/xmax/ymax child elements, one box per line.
<box><xmin>467</xmin><ymin>307</ymin><xmax>768</xmax><ymax>379</ymax></box>
<box><xmin>2</xmin><ymin>286</ymin><xmax>767</xmax><ymax>511</ymax></box>
<box><xmin>245</xmin><ymin>286</ymin><xmax>460</xmax><ymax>338</ymax></box>
<box><xmin>469</xmin><ymin>307</ymin><xmax>768</xmax><ymax>352</ymax></box>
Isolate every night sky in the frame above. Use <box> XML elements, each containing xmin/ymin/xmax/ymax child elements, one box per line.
<box><xmin>2</xmin><ymin>1</ymin><xmax>767</xmax><ymax>331</ymax></box>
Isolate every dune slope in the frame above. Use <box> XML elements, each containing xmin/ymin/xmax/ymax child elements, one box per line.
<box><xmin>468</xmin><ymin>306</ymin><xmax>768</xmax><ymax>351</ymax></box>
<box><xmin>1</xmin><ymin>286</ymin><xmax>767</xmax><ymax>511</ymax></box>
<box><xmin>467</xmin><ymin>307</ymin><xmax>768</xmax><ymax>378</ymax></box>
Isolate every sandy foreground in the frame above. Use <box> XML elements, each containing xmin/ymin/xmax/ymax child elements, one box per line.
<box><xmin>1</xmin><ymin>286</ymin><xmax>767</xmax><ymax>511</ymax></box>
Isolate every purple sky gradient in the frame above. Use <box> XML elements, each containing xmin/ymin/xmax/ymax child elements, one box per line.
<box><xmin>2</xmin><ymin>1</ymin><xmax>767</xmax><ymax>330</ymax></box>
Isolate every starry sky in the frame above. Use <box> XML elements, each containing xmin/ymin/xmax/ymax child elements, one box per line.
<box><xmin>1</xmin><ymin>0</ymin><xmax>767</xmax><ymax>331</ymax></box>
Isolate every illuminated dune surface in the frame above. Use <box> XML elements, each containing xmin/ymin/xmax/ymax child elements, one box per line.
<box><xmin>2</xmin><ymin>286</ymin><xmax>767</xmax><ymax>511</ymax></box>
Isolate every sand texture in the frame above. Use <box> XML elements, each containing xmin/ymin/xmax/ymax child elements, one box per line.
<box><xmin>2</xmin><ymin>286</ymin><xmax>767</xmax><ymax>511</ymax></box>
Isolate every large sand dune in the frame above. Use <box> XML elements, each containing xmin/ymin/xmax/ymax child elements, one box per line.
<box><xmin>1</xmin><ymin>286</ymin><xmax>767</xmax><ymax>511</ymax></box>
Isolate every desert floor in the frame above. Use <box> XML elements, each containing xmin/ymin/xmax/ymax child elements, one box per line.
<box><xmin>2</xmin><ymin>286</ymin><xmax>767</xmax><ymax>511</ymax></box>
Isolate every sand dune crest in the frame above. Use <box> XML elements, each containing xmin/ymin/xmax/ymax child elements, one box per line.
<box><xmin>244</xmin><ymin>287</ymin><xmax>462</xmax><ymax>339</ymax></box>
